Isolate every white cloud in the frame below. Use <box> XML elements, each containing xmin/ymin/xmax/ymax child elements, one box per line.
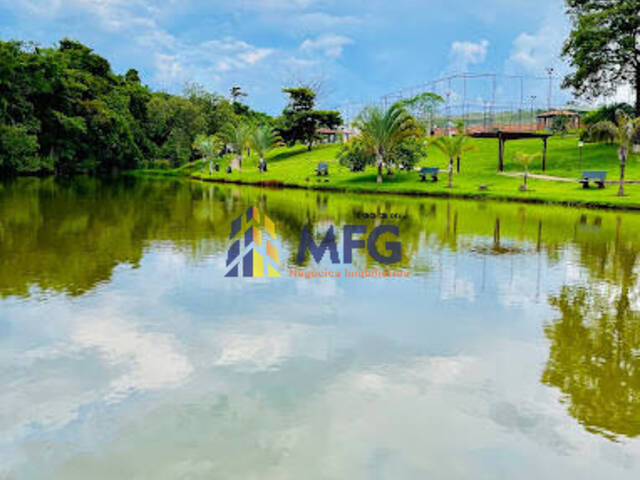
<box><xmin>300</xmin><ymin>34</ymin><xmax>353</xmax><ymax>59</ymax></box>
<box><xmin>509</xmin><ymin>32</ymin><xmax>550</xmax><ymax>72</ymax></box>
<box><xmin>239</xmin><ymin>0</ymin><xmax>316</xmax><ymax>9</ymax></box>
<box><xmin>450</xmin><ymin>39</ymin><xmax>489</xmax><ymax>71</ymax></box>
<box><xmin>507</xmin><ymin>6</ymin><xmax>569</xmax><ymax>74</ymax></box>
<box><xmin>238</xmin><ymin>48</ymin><xmax>274</xmax><ymax>65</ymax></box>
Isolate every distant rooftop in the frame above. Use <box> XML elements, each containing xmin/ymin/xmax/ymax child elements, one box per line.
<box><xmin>536</xmin><ymin>109</ymin><xmax>580</xmax><ymax>118</ymax></box>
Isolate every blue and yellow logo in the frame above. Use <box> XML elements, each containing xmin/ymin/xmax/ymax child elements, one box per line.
<box><xmin>225</xmin><ymin>206</ymin><xmax>281</xmax><ymax>277</ymax></box>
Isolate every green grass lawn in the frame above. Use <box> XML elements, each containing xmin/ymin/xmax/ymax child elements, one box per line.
<box><xmin>152</xmin><ymin>136</ymin><xmax>640</xmax><ymax>209</ymax></box>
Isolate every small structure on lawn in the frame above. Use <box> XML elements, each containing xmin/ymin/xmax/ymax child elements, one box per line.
<box><xmin>317</xmin><ymin>128</ymin><xmax>356</xmax><ymax>144</ymax></box>
<box><xmin>536</xmin><ymin>110</ymin><xmax>580</xmax><ymax>131</ymax></box>
<box><xmin>471</xmin><ymin>130</ymin><xmax>553</xmax><ymax>172</ymax></box>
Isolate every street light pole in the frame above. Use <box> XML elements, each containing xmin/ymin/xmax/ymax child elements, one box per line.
<box><xmin>530</xmin><ymin>95</ymin><xmax>537</xmax><ymax>130</ymax></box>
<box><xmin>578</xmin><ymin>140</ymin><xmax>584</xmax><ymax>170</ymax></box>
<box><xmin>545</xmin><ymin>67</ymin><xmax>554</xmax><ymax>110</ymax></box>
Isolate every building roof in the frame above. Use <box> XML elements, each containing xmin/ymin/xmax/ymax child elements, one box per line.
<box><xmin>317</xmin><ymin>128</ymin><xmax>356</xmax><ymax>134</ymax></box>
<box><xmin>536</xmin><ymin>109</ymin><xmax>580</xmax><ymax>118</ymax></box>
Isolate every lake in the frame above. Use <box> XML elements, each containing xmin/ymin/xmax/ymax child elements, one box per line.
<box><xmin>1</xmin><ymin>176</ymin><xmax>640</xmax><ymax>479</ymax></box>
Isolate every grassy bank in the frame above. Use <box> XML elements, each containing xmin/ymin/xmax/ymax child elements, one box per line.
<box><xmin>155</xmin><ymin>136</ymin><xmax>640</xmax><ymax>209</ymax></box>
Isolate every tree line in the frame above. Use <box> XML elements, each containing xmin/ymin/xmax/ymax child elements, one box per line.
<box><xmin>0</xmin><ymin>39</ymin><xmax>342</xmax><ymax>176</ymax></box>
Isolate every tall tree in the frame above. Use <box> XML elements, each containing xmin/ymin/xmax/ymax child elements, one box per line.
<box><xmin>398</xmin><ymin>91</ymin><xmax>444</xmax><ymax>135</ymax></box>
<box><xmin>562</xmin><ymin>0</ymin><xmax>640</xmax><ymax>116</ymax></box>
<box><xmin>589</xmin><ymin>109</ymin><xmax>640</xmax><ymax>196</ymax></box>
<box><xmin>354</xmin><ymin>102</ymin><xmax>420</xmax><ymax>184</ymax></box>
<box><xmin>277</xmin><ymin>87</ymin><xmax>342</xmax><ymax>151</ymax></box>
<box><xmin>230</xmin><ymin>86</ymin><xmax>247</xmax><ymax>103</ymax></box>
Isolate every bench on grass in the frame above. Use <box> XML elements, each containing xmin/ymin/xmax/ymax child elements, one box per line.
<box><xmin>579</xmin><ymin>171</ymin><xmax>606</xmax><ymax>189</ymax></box>
<box><xmin>315</xmin><ymin>162</ymin><xmax>329</xmax><ymax>176</ymax></box>
<box><xmin>419</xmin><ymin>167</ymin><xmax>439</xmax><ymax>182</ymax></box>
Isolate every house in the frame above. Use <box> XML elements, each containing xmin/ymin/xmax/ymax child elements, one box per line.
<box><xmin>536</xmin><ymin>110</ymin><xmax>581</xmax><ymax>131</ymax></box>
<box><xmin>317</xmin><ymin>128</ymin><xmax>356</xmax><ymax>144</ymax></box>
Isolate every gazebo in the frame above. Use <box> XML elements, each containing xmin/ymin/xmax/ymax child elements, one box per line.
<box><xmin>536</xmin><ymin>110</ymin><xmax>581</xmax><ymax>131</ymax></box>
<box><xmin>471</xmin><ymin>130</ymin><xmax>553</xmax><ymax>172</ymax></box>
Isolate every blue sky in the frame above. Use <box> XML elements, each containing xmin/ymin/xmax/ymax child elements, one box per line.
<box><xmin>0</xmin><ymin>0</ymin><xmax>584</xmax><ymax>114</ymax></box>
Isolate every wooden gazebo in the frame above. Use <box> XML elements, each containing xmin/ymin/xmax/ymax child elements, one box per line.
<box><xmin>471</xmin><ymin>131</ymin><xmax>553</xmax><ymax>172</ymax></box>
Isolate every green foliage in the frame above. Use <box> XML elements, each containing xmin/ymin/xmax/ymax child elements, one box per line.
<box><xmin>249</xmin><ymin>126</ymin><xmax>280</xmax><ymax>165</ymax></box>
<box><xmin>222</xmin><ymin>123</ymin><xmax>252</xmax><ymax>171</ymax></box>
<box><xmin>0</xmin><ymin>124</ymin><xmax>40</xmax><ymax>173</ymax></box>
<box><xmin>0</xmin><ymin>39</ymin><xmax>271</xmax><ymax>176</ymax></box>
<box><xmin>429</xmin><ymin>128</ymin><xmax>475</xmax><ymax>188</ymax></box>
<box><xmin>589</xmin><ymin>110</ymin><xmax>640</xmax><ymax>196</ymax></box>
<box><xmin>550</xmin><ymin>114</ymin><xmax>569</xmax><ymax>136</ymax></box>
<box><xmin>398</xmin><ymin>91</ymin><xmax>444</xmax><ymax>133</ymax></box>
<box><xmin>193</xmin><ymin>133</ymin><xmax>224</xmax><ymax>173</ymax></box>
<box><xmin>337</xmin><ymin>138</ymin><xmax>374</xmax><ymax>172</ymax></box>
<box><xmin>389</xmin><ymin>136</ymin><xmax>428</xmax><ymax>169</ymax></box>
<box><xmin>513</xmin><ymin>151</ymin><xmax>541</xmax><ymax>191</ymax></box>
<box><xmin>354</xmin><ymin>102</ymin><xmax>421</xmax><ymax>183</ymax></box>
<box><xmin>276</xmin><ymin>87</ymin><xmax>342</xmax><ymax>150</ymax></box>
<box><xmin>562</xmin><ymin>0</ymin><xmax>640</xmax><ymax>115</ymax></box>
<box><xmin>582</xmin><ymin>103</ymin><xmax>635</xmax><ymax>129</ymax></box>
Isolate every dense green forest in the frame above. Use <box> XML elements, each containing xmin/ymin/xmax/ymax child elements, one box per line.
<box><xmin>0</xmin><ymin>39</ymin><xmax>271</xmax><ymax>175</ymax></box>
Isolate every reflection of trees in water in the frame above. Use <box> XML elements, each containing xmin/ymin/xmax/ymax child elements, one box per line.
<box><xmin>4</xmin><ymin>176</ymin><xmax>640</xmax><ymax>302</ymax></box>
<box><xmin>543</xmin><ymin>283</ymin><xmax>640</xmax><ymax>440</ymax></box>
<box><xmin>543</xmin><ymin>242</ymin><xmax>640</xmax><ymax>440</ymax></box>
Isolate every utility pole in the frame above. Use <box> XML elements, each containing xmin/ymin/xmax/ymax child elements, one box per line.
<box><xmin>545</xmin><ymin>67</ymin><xmax>554</xmax><ymax>110</ymax></box>
<box><xmin>530</xmin><ymin>95</ymin><xmax>537</xmax><ymax>130</ymax></box>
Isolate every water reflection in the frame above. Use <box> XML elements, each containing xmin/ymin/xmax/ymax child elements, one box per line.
<box><xmin>2</xmin><ymin>176</ymin><xmax>640</xmax><ymax>477</ymax></box>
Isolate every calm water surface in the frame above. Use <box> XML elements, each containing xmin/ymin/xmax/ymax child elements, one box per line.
<box><xmin>1</xmin><ymin>176</ymin><xmax>640</xmax><ymax>479</ymax></box>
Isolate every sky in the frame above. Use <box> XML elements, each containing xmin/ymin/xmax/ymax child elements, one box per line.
<box><xmin>0</xmin><ymin>0</ymin><xmax>608</xmax><ymax>115</ymax></box>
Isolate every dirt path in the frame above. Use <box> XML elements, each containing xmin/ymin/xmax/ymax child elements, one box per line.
<box><xmin>499</xmin><ymin>172</ymin><xmax>575</xmax><ymax>182</ymax></box>
<box><xmin>500</xmin><ymin>172</ymin><xmax>640</xmax><ymax>184</ymax></box>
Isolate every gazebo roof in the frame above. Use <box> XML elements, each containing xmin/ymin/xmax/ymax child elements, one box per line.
<box><xmin>470</xmin><ymin>130</ymin><xmax>552</xmax><ymax>140</ymax></box>
<box><xmin>536</xmin><ymin>109</ymin><xmax>580</xmax><ymax>118</ymax></box>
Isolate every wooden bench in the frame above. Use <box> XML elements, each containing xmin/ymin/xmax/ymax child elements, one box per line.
<box><xmin>315</xmin><ymin>162</ymin><xmax>329</xmax><ymax>176</ymax></box>
<box><xmin>419</xmin><ymin>167</ymin><xmax>439</xmax><ymax>182</ymax></box>
<box><xmin>579</xmin><ymin>171</ymin><xmax>606</xmax><ymax>189</ymax></box>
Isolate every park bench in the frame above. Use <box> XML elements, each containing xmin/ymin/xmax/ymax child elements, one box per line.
<box><xmin>579</xmin><ymin>171</ymin><xmax>606</xmax><ymax>189</ymax></box>
<box><xmin>419</xmin><ymin>167</ymin><xmax>439</xmax><ymax>182</ymax></box>
<box><xmin>315</xmin><ymin>162</ymin><xmax>329</xmax><ymax>176</ymax></box>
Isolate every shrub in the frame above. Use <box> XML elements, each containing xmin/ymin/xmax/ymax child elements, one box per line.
<box><xmin>389</xmin><ymin>136</ymin><xmax>428</xmax><ymax>169</ymax></box>
<box><xmin>337</xmin><ymin>138</ymin><xmax>374</xmax><ymax>172</ymax></box>
<box><xmin>151</xmin><ymin>158</ymin><xmax>172</xmax><ymax>170</ymax></box>
<box><xmin>0</xmin><ymin>124</ymin><xmax>39</xmax><ymax>174</ymax></box>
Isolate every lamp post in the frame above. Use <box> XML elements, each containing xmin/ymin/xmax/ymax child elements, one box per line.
<box><xmin>530</xmin><ymin>95</ymin><xmax>537</xmax><ymax>130</ymax></box>
<box><xmin>578</xmin><ymin>140</ymin><xmax>584</xmax><ymax>170</ymax></box>
<box><xmin>545</xmin><ymin>67</ymin><xmax>554</xmax><ymax>110</ymax></box>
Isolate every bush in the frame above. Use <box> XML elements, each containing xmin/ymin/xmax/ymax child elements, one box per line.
<box><xmin>582</xmin><ymin>103</ymin><xmax>634</xmax><ymax>128</ymax></box>
<box><xmin>337</xmin><ymin>138</ymin><xmax>374</xmax><ymax>172</ymax></box>
<box><xmin>550</xmin><ymin>115</ymin><xmax>569</xmax><ymax>136</ymax></box>
<box><xmin>151</xmin><ymin>158</ymin><xmax>172</xmax><ymax>170</ymax></box>
<box><xmin>389</xmin><ymin>136</ymin><xmax>428</xmax><ymax>169</ymax></box>
<box><xmin>0</xmin><ymin>124</ymin><xmax>39</xmax><ymax>174</ymax></box>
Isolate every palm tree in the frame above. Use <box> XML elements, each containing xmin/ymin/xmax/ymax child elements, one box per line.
<box><xmin>193</xmin><ymin>134</ymin><xmax>223</xmax><ymax>175</ymax></box>
<box><xmin>354</xmin><ymin>102</ymin><xmax>421</xmax><ymax>183</ymax></box>
<box><xmin>514</xmin><ymin>151</ymin><xmax>541</xmax><ymax>191</ymax></box>
<box><xmin>590</xmin><ymin>110</ymin><xmax>640</xmax><ymax>196</ymax></box>
<box><xmin>429</xmin><ymin>128</ymin><xmax>475</xmax><ymax>188</ymax></box>
<box><xmin>222</xmin><ymin>123</ymin><xmax>250</xmax><ymax>171</ymax></box>
<box><xmin>230</xmin><ymin>86</ymin><xmax>247</xmax><ymax>103</ymax></box>
<box><xmin>250</xmin><ymin>126</ymin><xmax>280</xmax><ymax>171</ymax></box>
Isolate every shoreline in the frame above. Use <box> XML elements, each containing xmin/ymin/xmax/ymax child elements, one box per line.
<box><xmin>189</xmin><ymin>174</ymin><xmax>640</xmax><ymax>212</ymax></box>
